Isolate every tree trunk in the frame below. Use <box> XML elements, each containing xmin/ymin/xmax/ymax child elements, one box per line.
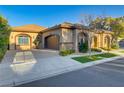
<box><xmin>88</xmin><ymin>31</ymin><xmax>92</xmax><ymax>57</ymax></box>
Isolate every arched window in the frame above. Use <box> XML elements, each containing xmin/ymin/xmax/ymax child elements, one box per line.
<box><xmin>18</xmin><ymin>36</ymin><xmax>29</xmax><ymax>45</ymax></box>
<box><xmin>92</xmin><ymin>36</ymin><xmax>97</xmax><ymax>48</ymax></box>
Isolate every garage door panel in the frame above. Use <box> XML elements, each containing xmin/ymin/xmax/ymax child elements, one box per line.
<box><xmin>45</xmin><ymin>35</ymin><xmax>59</xmax><ymax>50</ymax></box>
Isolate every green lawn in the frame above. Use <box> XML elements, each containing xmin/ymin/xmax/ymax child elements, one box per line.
<box><xmin>72</xmin><ymin>53</ymin><xmax>118</xmax><ymax>63</ymax></box>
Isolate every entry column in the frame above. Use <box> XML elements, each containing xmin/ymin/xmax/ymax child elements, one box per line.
<box><xmin>42</xmin><ymin>35</ymin><xmax>45</xmax><ymax>48</ymax></box>
<box><xmin>74</xmin><ymin>30</ymin><xmax>79</xmax><ymax>53</ymax></box>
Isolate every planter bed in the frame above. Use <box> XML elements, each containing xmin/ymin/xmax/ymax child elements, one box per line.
<box><xmin>72</xmin><ymin>53</ymin><xmax>118</xmax><ymax>63</ymax></box>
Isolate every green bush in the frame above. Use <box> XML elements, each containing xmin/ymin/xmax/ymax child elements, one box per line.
<box><xmin>0</xmin><ymin>49</ymin><xmax>5</xmax><ymax>62</ymax></box>
<box><xmin>59</xmin><ymin>49</ymin><xmax>75</xmax><ymax>56</ymax></box>
<box><xmin>79</xmin><ymin>41</ymin><xmax>88</xmax><ymax>53</ymax></box>
<box><xmin>111</xmin><ymin>43</ymin><xmax>119</xmax><ymax>49</ymax></box>
<box><xmin>91</xmin><ymin>48</ymin><xmax>102</xmax><ymax>52</ymax></box>
<box><xmin>0</xmin><ymin>15</ymin><xmax>11</xmax><ymax>62</ymax></box>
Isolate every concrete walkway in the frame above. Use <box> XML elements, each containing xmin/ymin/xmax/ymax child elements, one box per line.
<box><xmin>0</xmin><ymin>49</ymin><xmax>123</xmax><ymax>86</ymax></box>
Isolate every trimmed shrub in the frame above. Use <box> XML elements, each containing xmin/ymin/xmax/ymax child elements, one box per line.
<box><xmin>101</xmin><ymin>48</ymin><xmax>112</xmax><ymax>51</ymax></box>
<box><xmin>111</xmin><ymin>43</ymin><xmax>119</xmax><ymax>49</ymax></box>
<box><xmin>91</xmin><ymin>48</ymin><xmax>102</xmax><ymax>52</ymax></box>
<box><xmin>59</xmin><ymin>49</ymin><xmax>75</xmax><ymax>56</ymax></box>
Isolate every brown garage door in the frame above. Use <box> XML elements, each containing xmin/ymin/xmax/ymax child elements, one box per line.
<box><xmin>45</xmin><ymin>35</ymin><xmax>59</xmax><ymax>50</ymax></box>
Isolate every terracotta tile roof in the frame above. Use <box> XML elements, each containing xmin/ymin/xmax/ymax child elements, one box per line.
<box><xmin>12</xmin><ymin>24</ymin><xmax>46</xmax><ymax>32</ymax></box>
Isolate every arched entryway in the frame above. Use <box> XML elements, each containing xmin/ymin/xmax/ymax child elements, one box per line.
<box><xmin>92</xmin><ymin>36</ymin><xmax>98</xmax><ymax>48</ymax></box>
<box><xmin>104</xmin><ymin>35</ymin><xmax>110</xmax><ymax>49</ymax></box>
<box><xmin>15</xmin><ymin>34</ymin><xmax>31</xmax><ymax>50</ymax></box>
<box><xmin>78</xmin><ymin>32</ymin><xmax>88</xmax><ymax>44</ymax></box>
<box><xmin>78</xmin><ymin>32</ymin><xmax>88</xmax><ymax>52</ymax></box>
<box><xmin>44</xmin><ymin>35</ymin><xmax>59</xmax><ymax>50</ymax></box>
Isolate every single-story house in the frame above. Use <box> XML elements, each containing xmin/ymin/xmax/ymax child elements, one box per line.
<box><xmin>9</xmin><ymin>22</ymin><xmax>112</xmax><ymax>52</ymax></box>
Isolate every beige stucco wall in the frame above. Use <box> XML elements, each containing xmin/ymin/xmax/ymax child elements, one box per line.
<box><xmin>41</xmin><ymin>28</ymin><xmax>74</xmax><ymax>51</ymax></box>
<box><xmin>91</xmin><ymin>32</ymin><xmax>112</xmax><ymax>49</ymax></box>
<box><xmin>41</xmin><ymin>27</ymin><xmax>112</xmax><ymax>51</ymax></box>
<box><xmin>91</xmin><ymin>33</ymin><xmax>101</xmax><ymax>48</ymax></box>
<box><xmin>9</xmin><ymin>31</ymin><xmax>38</xmax><ymax>50</ymax></box>
<box><xmin>60</xmin><ymin>28</ymin><xmax>74</xmax><ymax>50</ymax></box>
<box><xmin>75</xmin><ymin>29</ymin><xmax>112</xmax><ymax>50</ymax></box>
<box><xmin>102</xmin><ymin>33</ymin><xmax>112</xmax><ymax>48</ymax></box>
<box><xmin>9</xmin><ymin>26</ymin><xmax>112</xmax><ymax>51</ymax></box>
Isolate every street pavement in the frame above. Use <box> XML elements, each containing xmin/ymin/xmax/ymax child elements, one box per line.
<box><xmin>18</xmin><ymin>58</ymin><xmax>124</xmax><ymax>87</ymax></box>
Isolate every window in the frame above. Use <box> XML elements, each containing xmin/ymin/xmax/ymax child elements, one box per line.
<box><xmin>18</xmin><ymin>36</ymin><xmax>29</xmax><ymax>45</ymax></box>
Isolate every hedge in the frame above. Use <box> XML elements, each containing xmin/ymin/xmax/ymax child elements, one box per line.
<box><xmin>59</xmin><ymin>49</ymin><xmax>75</xmax><ymax>56</ymax></box>
<box><xmin>91</xmin><ymin>48</ymin><xmax>102</xmax><ymax>52</ymax></box>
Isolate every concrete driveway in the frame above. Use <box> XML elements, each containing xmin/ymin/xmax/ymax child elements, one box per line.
<box><xmin>31</xmin><ymin>49</ymin><xmax>59</xmax><ymax>59</ymax></box>
<box><xmin>0</xmin><ymin>49</ymin><xmax>83</xmax><ymax>86</ymax></box>
<box><xmin>18</xmin><ymin>58</ymin><xmax>124</xmax><ymax>87</ymax></box>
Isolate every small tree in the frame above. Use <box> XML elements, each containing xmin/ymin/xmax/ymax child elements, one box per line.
<box><xmin>110</xmin><ymin>19</ymin><xmax>124</xmax><ymax>48</ymax></box>
<box><xmin>33</xmin><ymin>33</ymin><xmax>42</xmax><ymax>49</ymax></box>
<box><xmin>91</xmin><ymin>16</ymin><xmax>124</xmax><ymax>49</ymax></box>
<box><xmin>80</xmin><ymin>14</ymin><xmax>95</xmax><ymax>56</ymax></box>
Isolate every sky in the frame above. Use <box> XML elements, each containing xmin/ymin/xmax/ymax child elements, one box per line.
<box><xmin>1</xmin><ymin>5</ymin><xmax>124</xmax><ymax>27</ymax></box>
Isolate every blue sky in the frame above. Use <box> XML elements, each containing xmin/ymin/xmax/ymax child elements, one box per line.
<box><xmin>0</xmin><ymin>5</ymin><xmax>124</xmax><ymax>27</ymax></box>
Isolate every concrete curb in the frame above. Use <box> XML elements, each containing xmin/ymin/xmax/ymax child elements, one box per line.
<box><xmin>14</xmin><ymin>65</ymin><xmax>84</xmax><ymax>86</ymax></box>
<box><xmin>13</xmin><ymin>56</ymin><xmax>123</xmax><ymax>87</ymax></box>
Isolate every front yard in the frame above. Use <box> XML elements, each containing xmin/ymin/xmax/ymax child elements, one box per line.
<box><xmin>72</xmin><ymin>53</ymin><xmax>118</xmax><ymax>63</ymax></box>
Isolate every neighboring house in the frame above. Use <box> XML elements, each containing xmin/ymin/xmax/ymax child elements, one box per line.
<box><xmin>9</xmin><ymin>22</ymin><xmax>112</xmax><ymax>52</ymax></box>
